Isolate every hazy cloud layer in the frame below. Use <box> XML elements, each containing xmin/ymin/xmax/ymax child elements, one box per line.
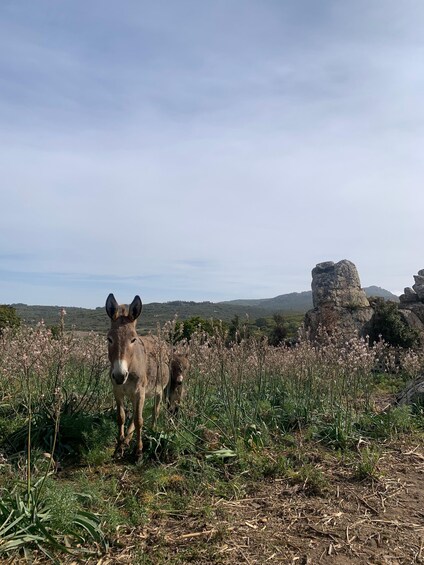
<box><xmin>1</xmin><ymin>1</ymin><xmax>423</xmax><ymax>307</ymax></box>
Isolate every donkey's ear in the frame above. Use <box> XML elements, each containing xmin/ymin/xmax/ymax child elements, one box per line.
<box><xmin>128</xmin><ymin>295</ymin><xmax>142</xmax><ymax>321</ymax></box>
<box><xmin>105</xmin><ymin>293</ymin><xmax>119</xmax><ymax>320</ymax></box>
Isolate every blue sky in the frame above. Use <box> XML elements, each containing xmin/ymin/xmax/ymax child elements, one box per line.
<box><xmin>1</xmin><ymin>0</ymin><xmax>424</xmax><ymax>307</ymax></box>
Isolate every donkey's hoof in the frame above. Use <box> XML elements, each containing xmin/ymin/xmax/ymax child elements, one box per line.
<box><xmin>113</xmin><ymin>444</ymin><xmax>125</xmax><ymax>460</ymax></box>
<box><xmin>133</xmin><ymin>449</ymin><xmax>143</xmax><ymax>464</ymax></box>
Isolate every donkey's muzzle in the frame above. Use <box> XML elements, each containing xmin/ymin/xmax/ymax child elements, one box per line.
<box><xmin>112</xmin><ymin>375</ymin><xmax>125</xmax><ymax>385</ymax></box>
<box><xmin>111</xmin><ymin>360</ymin><xmax>129</xmax><ymax>385</ymax></box>
<box><xmin>112</xmin><ymin>371</ymin><xmax>128</xmax><ymax>385</ymax></box>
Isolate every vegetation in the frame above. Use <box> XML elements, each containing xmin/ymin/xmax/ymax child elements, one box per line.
<box><xmin>12</xmin><ymin>284</ymin><xmax>396</xmax><ymax>334</ymax></box>
<box><xmin>368</xmin><ymin>297</ymin><xmax>420</xmax><ymax>348</ymax></box>
<box><xmin>0</xmin><ymin>304</ymin><xmax>21</xmax><ymax>335</ymax></box>
<box><xmin>0</xmin><ymin>313</ymin><xmax>423</xmax><ymax>562</ymax></box>
<box><xmin>173</xmin><ymin>316</ymin><xmax>226</xmax><ymax>342</ymax></box>
<box><xmin>13</xmin><ymin>301</ymin><xmax>304</xmax><ymax>334</ymax></box>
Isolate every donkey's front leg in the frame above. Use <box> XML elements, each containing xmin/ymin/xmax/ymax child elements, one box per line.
<box><xmin>114</xmin><ymin>394</ymin><xmax>126</xmax><ymax>458</ymax></box>
<box><xmin>133</xmin><ymin>389</ymin><xmax>145</xmax><ymax>462</ymax></box>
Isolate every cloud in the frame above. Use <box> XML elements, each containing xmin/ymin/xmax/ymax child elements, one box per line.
<box><xmin>1</xmin><ymin>1</ymin><xmax>423</xmax><ymax>306</ymax></box>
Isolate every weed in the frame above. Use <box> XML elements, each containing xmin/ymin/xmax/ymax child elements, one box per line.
<box><xmin>353</xmin><ymin>447</ymin><xmax>381</xmax><ymax>481</ymax></box>
<box><xmin>0</xmin><ymin>478</ymin><xmax>107</xmax><ymax>561</ymax></box>
<box><xmin>315</xmin><ymin>416</ymin><xmax>357</xmax><ymax>450</ymax></box>
<box><xmin>357</xmin><ymin>405</ymin><xmax>415</xmax><ymax>439</ymax></box>
<box><xmin>239</xmin><ymin>449</ymin><xmax>292</xmax><ymax>479</ymax></box>
<box><xmin>287</xmin><ymin>463</ymin><xmax>329</xmax><ymax>496</ymax></box>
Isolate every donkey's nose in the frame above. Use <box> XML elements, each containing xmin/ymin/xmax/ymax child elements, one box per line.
<box><xmin>112</xmin><ymin>360</ymin><xmax>129</xmax><ymax>385</ymax></box>
<box><xmin>112</xmin><ymin>370</ymin><xmax>128</xmax><ymax>385</ymax></box>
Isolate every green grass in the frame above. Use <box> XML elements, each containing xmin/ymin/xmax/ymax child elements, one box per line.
<box><xmin>353</xmin><ymin>447</ymin><xmax>382</xmax><ymax>481</ymax></box>
<box><xmin>0</xmin><ymin>478</ymin><xmax>107</xmax><ymax>561</ymax></box>
<box><xmin>1</xmin><ymin>324</ymin><xmax>424</xmax><ymax>561</ymax></box>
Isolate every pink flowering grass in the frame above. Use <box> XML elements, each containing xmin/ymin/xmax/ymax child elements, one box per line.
<box><xmin>0</xmin><ymin>317</ymin><xmax>421</xmax><ymax>462</ymax></box>
<box><xmin>0</xmin><ymin>313</ymin><xmax>111</xmax><ymax>560</ymax></box>
<box><xmin>0</xmin><ymin>319</ymin><xmax>111</xmax><ymax>460</ymax></box>
<box><xmin>158</xmin><ymin>324</ymin><xmax>421</xmax><ymax>454</ymax></box>
<box><xmin>0</xmin><ymin>316</ymin><xmax>422</xmax><ymax>560</ymax></box>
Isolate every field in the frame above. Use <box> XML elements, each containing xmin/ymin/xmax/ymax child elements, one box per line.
<box><xmin>0</xmin><ymin>317</ymin><xmax>423</xmax><ymax>564</ymax></box>
<box><xmin>12</xmin><ymin>283</ymin><xmax>395</xmax><ymax>333</ymax></box>
<box><xmin>12</xmin><ymin>302</ymin><xmax>305</xmax><ymax>334</ymax></box>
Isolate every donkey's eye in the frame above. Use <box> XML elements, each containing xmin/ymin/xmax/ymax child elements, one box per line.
<box><xmin>107</xmin><ymin>337</ymin><xmax>113</xmax><ymax>344</ymax></box>
<box><xmin>131</xmin><ymin>338</ymin><xmax>137</xmax><ymax>344</ymax></box>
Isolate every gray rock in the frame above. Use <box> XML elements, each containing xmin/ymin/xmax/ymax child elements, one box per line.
<box><xmin>406</xmin><ymin>303</ymin><xmax>424</xmax><ymax>325</ymax></box>
<box><xmin>306</xmin><ymin>260</ymin><xmax>374</xmax><ymax>340</ymax></box>
<box><xmin>311</xmin><ymin>259</ymin><xmax>370</xmax><ymax>309</ymax></box>
<box><xmin>398</xmin><ymin>270</ymin><xmax>424</xmax><ymax>340</ymax></box>
<box><xmin>304</xmin><ymin>305</ymin><xmax>374</xmax><ymax>340</ymax></box>
<box><xmin>398</xmin><ymin>309</ymin><xmax>424</xmax><ymax>332</ymax></box>
<box><xmin>306</xmin><ymin>262</ymin><xmax>424</xmax><ymax>343</ymax></box>
<box><xmin>399</xmin><ymin>287</ymin><xmax>419</xmax><ymax>304</ymax></box>
<box><xmin>397</xmin><ymin>375</ymin><xmax>424</xmax><ymax>406</ymax></box>
<box><xmin>412</xmin><ymin>283</ymin><xmax>424</xmax><ymax>301</ymax></box>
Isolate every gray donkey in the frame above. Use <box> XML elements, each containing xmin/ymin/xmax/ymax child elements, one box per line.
<box><xmin>106</xmin><ymin>293</ymin><xmax>173</xmax><ymax>461</ymax></box>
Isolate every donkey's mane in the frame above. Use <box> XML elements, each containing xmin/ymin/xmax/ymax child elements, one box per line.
<box><xmin>110</xmin><ymin>305</ymin><xmax>136</xmax><ymax>327</ymax></box>
<box><xmin>118</xmin><ymin>305</ymin><xmax>128</xmax><ymax>316</ymax></box>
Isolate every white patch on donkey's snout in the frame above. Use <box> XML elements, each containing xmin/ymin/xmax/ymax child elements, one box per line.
<box><xmin>112</xmin><ymin>359</ymin><xmax>129</xmax><ymax>378</ymax></box>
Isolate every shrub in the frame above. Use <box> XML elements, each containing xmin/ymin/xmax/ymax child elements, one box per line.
<box><xmin>268</xmin><ymin>314</ymin><xmax>288</xmax><ymax>346</ymax></box>
<box><xmin>368</xmin><ymin>297</ymin><xmax>420</xmax><ymax>348</ymax></box>
<box><xmin>0</xmin><ymin>305</ymin><xmax>20</xmax><ymax>335</ymax></box>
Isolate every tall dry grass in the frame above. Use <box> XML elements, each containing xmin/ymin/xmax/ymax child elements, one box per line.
<box><xmin>0</xmin><ymin>314</ymin><xmax>423</xmax><ymax>559</ymax></box>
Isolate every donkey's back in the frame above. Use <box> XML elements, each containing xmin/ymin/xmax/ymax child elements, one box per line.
<box><xmin>138</xmin><ymin>334</ymin><xmax>170</xmax><ymax>396</ymax></box>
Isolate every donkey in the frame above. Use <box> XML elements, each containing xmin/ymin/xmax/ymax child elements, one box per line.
<box><xmin>105</xmin><ymin>293</ymin><xmax>170</xmax><ymax>461</ymax></box>
<box><xmin>167</xmin><ymin>354</ymin><xmax>189</xmax><ymax>415</ymax></box>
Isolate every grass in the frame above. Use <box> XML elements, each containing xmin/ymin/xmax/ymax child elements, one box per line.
<box><xmin>353</xmin><ymin>446</ymin><xmax>382</xmax><ymax>481</ymax></box>
<box><xmin>0</xmin><ymin>477</ymin><xmax>107</xmax><ymax>561</ymax></box>
<box><xmin>0</xmin><ymin>322</ymin><xmax>423</xmax><ymax>561</ymax></box>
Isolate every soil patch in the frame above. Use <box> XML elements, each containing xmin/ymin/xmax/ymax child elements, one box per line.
<box><xmin>96</xmin><ymin>439</ymin><xmax>424</xmax><ymax>564</ymax></box>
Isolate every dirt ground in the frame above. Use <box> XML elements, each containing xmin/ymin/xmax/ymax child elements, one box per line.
<box><xmin>100</xmin><ymin>439</ymin><xmax>424</xmax><ymax>565</ymax></box>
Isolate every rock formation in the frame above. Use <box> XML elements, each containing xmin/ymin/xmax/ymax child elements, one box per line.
<box><xmin>311</xmin><ymin>260</ymin><xmax>370</xmax><ymax>309</ymax></box>
<box><xmin>398</xmin><ymin>269</ymin><xmax>424</xmax><ymax>336</ymax></box>
<box><xmin>396</xmin><ymin>375</ymin><xmax>424</xmax><ymax>407</ymax></box>
<box><xmin>304</xmin><ymin>260</ymin><xmax>374</xmax><ymax>339</ymax></box>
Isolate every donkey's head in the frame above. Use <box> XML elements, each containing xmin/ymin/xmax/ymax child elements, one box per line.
<box><xmin>105</xmin><ymin>293</ymin><xmax>143</xmax><ymax>385</ymax></box>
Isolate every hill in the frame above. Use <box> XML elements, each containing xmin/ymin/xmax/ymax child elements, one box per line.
<box><xmin>12</xmin><ymin>301</ymin><xmax>298</xmax><ymax>334</ymax></box>
<box><xmin>11</xmin><ymin>286</ymin><xmax>398</xmax><ymax>333</ymax></box>
<box><xmin>363</xmin><ymin>286</ymin><xmax>399</xmax><ymax>301</ymax></box>
<box><xmin>221</xmin><ymin>286</ymin><xmax>399</xmax><ymax>311</ymax></box>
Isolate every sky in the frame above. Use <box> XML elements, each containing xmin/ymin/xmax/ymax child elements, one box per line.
<box><xmin>1</xmin><ymin>0</ymin><xmax>423</xmax><ymax>308</ymax></box>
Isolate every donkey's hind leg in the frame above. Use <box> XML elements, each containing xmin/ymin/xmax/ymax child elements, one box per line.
<box><xmin>153</xmin><ymin>391</ymin><xmax>163</xmax><ymax>428</ymax></box>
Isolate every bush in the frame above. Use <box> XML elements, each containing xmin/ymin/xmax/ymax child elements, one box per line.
<box><xmin>268</xmin><ymin>314</ymin><xmax>288</xmax><ymax>346</ymax></box>
<box><xmin>173</xmin><ymin>317</ymin><xmax>226</xmax><ymax>343</ymax></box>
<box><xmin>368</xmin><ymin>298</ymin><xmax>420</xmax><ymax>348</ymax></box>
<box><xmin>0</xmin><ymin>305</ymin><xmax>20</xmax><ymax>335</ymax></box>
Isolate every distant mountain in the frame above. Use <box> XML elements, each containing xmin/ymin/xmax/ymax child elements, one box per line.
<box><xmin>220</xmin><ymin>291</ymin><xmax>313</xmax><ymax>312</ymax></box>
<box><xmin>221</xmin><ymin>286</ymin><xmax>399</xmax><ymax>312</ymax></box>
<box><xmin>11</xmin><ymin>286</ymin><xmax>398</xmax><ymax>333</ymax></box>
<box><xmin>363</xmin><ymin>286</ymin><xmax>399</xmax><ymax>302</ymax></box>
